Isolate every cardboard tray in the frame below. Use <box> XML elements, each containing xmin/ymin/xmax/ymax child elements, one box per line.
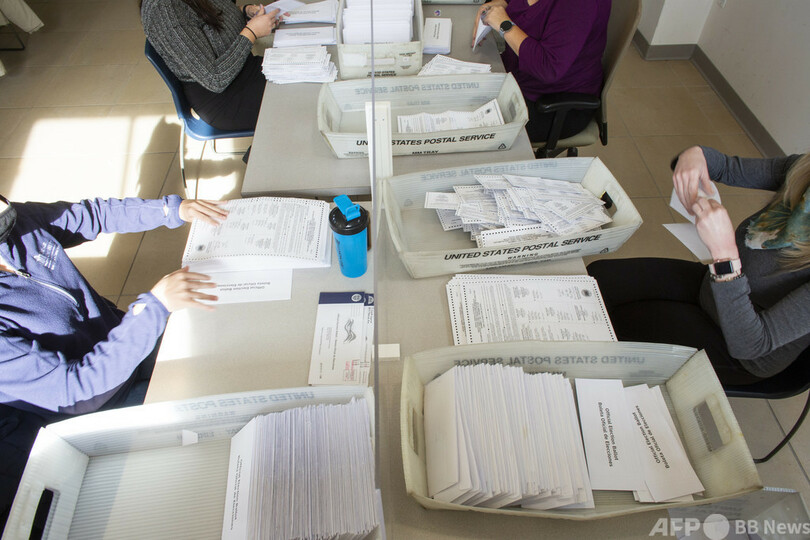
<box><xmin>318</xmin><ymin>73</ymin><xmax>528</xmax><ymax>158</ymax></box>
<box><xmin>381</xmin><ymin>157</ymin><xmax>642</xmax><ymax>278</ymax></box>
<box><xmin>3</xmin><ymin>387</ymin><xmax>375</xmax><ymax>540</ymax></box>
<box><xmin>400</xmin><ymin>341</ymin><xmax>763</xmax><ymax>520</ymax></box>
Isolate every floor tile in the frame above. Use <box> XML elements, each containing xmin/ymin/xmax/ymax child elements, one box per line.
<box><xmin>116</xmin><ymin>294</ymin><xmax>139</xmax><ymax>311</ymax></box>
<box><xmin>668</xmin><ymin>59</ymin><xmax>710</xmax><ymax>88</ymax></box>
<box><xmin>1</xmin><ymin>30</ymin><xmax>85</xmax><ymax>67</ymax></box>
<box><xmin>690</xmin><ymin>88</ymin><xmax>745</xmax><ymax>134</ymax></box>
<box><xmin>34</xmin><ymin>64</ymin><xmax>134</xmax><ymax>107</ymax></box>
<box><xmin>613</xmin><ymin>46</ymin><xmax>683</xmax><ymax>89</ymax></box>
<box><xmin>0</xmin><ymin>105</ymin><xmax>113</xmax><ymax>158</ymax></box>
<box><xmin>69</xmin><ymin>29</ymin><xmax>145</xmax><ymax>66</ymax></box>
<box><xmin>579</xmin><ymin>136</ymin><xmax>660</xmax><ymax>198</ymax></box>
<box><xmin>121</xmin><ymin>223</ymin><xmax>190</xmax><ymax>296</ymax></box>
<box><xmin>0</xmin><ymin>108</ymin><xmax>28</xmax><ymax>149</ymax></box>
<box><xmin>0</xmin><ymin>65</ymin><xmax>59</xmax><ymax>108</ymax></box>
<box><xmin>29</xmin><ymin>1</ymin><xmax>105</xmax><ymax>32</ymax></box>
<box><xmin>613</xmin><ymin>86</ymin><xmax>714</xmax><ymax>137</ymax></box>
<box><xmin>107</xmin><ymin>102</ymin><xmax>181</xmax><ymax>155</ymax></box>
<box><xmin>633</xmin><ymin>135</ymin><xmax>727</xmax><ymax>196</ymax></box>
<box><xmin>769</xmin><ymin>391</ymin><xmax>810</xmax><ymax>475</ymax></box>
<box><xmin>91</xmin><ymin>0</ymin><xmax>144</xmax><ymax>31</ymax></box>
<box><xmin>117</xmin><ymin>62</ymin><xmax>173</xmax><ymax>104</ymax></box>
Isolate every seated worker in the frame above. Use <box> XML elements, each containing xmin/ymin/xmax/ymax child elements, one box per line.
<box><xmin>588</xmin><ymin>146</ymin><xmax>810</xmax><ymax>386</ymax></box>
<box><xmin>474</xmin><ymin>0</ymin><xmax>611</xmax><ymax>142</ymax></box>
<box><xmin>0</xmin><ymin>195</ymin><xmax>226</xmax><ymax>527</ymax></box>
<box><xmin>141</xmin><ymin>0</ymin><xmax>283</xmax><ymax>131</ymax></box>
<box><xmin>0</xmin><ymin>195</ymin><xmax>227</xmax><ymax>415</ymax></box>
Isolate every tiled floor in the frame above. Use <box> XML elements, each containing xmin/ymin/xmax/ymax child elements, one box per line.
<box><xmin>1</xmin><ymin>0</ymin><xmax>808</xmax><ymax>519</ymax></box>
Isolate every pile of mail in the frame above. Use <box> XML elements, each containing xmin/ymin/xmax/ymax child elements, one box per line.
<box><xmin>223</xmin><ymin>398</ymin><xmax>379</xmax><ymax>539</ymax></box>
<box><xmin>575</xmin><ymin>379</ymin><xmax>705</xmax><ymax>503</ymax></box>
<box><xmin>342</xmin><ymin>0</ymin><xmax>414</xmax><ymax>44</ymax></box>
<box><xmin>424</xmin><ymin>174</ymin><xmax>612</xmax><ymax>247</ymax></box>
<box><xmin>397</xmin><ymin>99</ymin><xmax>503</xmax><ymax>133</ymax></box>
<box><xmin>446</xmin><ymin>274</ymin><xmax>616</xmax><ymax>345</ymax></box>
<box><xmin>418</xmin><ymin>54</ymin><xmax>492</xmax><ymax>76</ymax></box>
<box><xmin>424</xmin><ymin>363</ymin><xmax>593</xmax><ymax>510</ymax></box>
<box><xmin>262</xmin><ymin>45</ymin><xmax>337</xmax><ymax>83</ymax></box>
<box><xmin>422</xmin><ymin>18</ymin><xmax>451</xmax><ymax>55</ymax></box>
<box><xmin>268</xmin><ymin>0</ymin><xmax>338</xmax><ymax>46</ymax></box>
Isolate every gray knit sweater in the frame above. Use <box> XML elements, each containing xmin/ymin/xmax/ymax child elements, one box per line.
<box><xmin>698</xmin><ymin>146</ymin><xmax>810</xmax><ymax>377</ymax></box>
<box><xmin>141</xmin><ymin>0</ymin><xmax>252</xmax><ymax>93</ymax></box>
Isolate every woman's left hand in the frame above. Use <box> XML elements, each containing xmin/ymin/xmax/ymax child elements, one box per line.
<box><xmin>179</xmin><ymin>199</ymin><xmax>229</xmax><ymax>226</ymax></box>
<box><xmin>692</xmin><ymin>197</ymin><xmax>739</xmax><ymax>261</ymax></box>
<box><xmin>481</xmin><ymin>5</ymin><xmax>509</xmax><ymax>30</ymax></box>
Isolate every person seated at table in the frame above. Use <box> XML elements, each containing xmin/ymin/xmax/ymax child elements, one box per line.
<box><xmin>587</xmin><ymin>146</ymin><xmax>810</xmax><ymax>386</ymax></box>
<box><xmin>141</xmin><ymin>0</ymin><xmax>283</xmax><ymax>131</ymax></box>
<box><xmin>474</xmin><ymin>0</ymin><xmax>610</xmax><ymax>143</ymax></box>
<box><xmin>0</xmin><ymin>195</ymin><xmax>227</xmax><ymax>416</ymax></box>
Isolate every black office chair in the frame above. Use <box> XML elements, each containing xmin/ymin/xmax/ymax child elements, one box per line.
<box><xmin>723</xmin><ymin>348</ymin><xmax>810</xmax><ymax>463</ymax></box>
<box><xmin>532</xmin><ymin>0</ymin><xmax>641</xmax><ymax>158</ymax></box>
<box><xmin>144</xmin><ymin>41</ymin><xmax>254</xmax><ymax>198</ymax></box>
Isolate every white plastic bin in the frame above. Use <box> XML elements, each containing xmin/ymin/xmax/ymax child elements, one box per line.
<box><xmin>381</xmin><ymin>157</ymin><xmax>643</xmax><ymax>278</ymax></box>
<box><xmin>401</xmin><ymin>341</ymin><xmax>762</xmax><ymax>520</ymax></box>
<box><xmin>318</xmin><ymin>73</ymin><xmax>528</xmax><ymax>158</ymax></box>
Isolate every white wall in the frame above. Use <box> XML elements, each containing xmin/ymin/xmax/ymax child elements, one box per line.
<box><xmin>652</xmin><ymin>0</ymin><xmax>712</xmax><ymax>45</ymax></box>
<box><xmin>699</xmin><ymin>1</ymin><xmax>810</xmax><ymax>154</ymax></box>
<box><xmin>638</xmin><ymin>0</ymin><xmax>664</xmax><ymax>43</ymax></box>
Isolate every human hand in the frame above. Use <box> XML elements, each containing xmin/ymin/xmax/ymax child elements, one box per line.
<box><xmin>246</xmin><ymin>7</ymin><xmax>282</xmax><ymax>38</ymax></box>
<box><xmin>151</xmin><ymin>267</ymin><xmax>218</xmax><ymax>312</ymax></box>
<box><xmin>472</xmin><ymin>1</ymin><xmax>506</xmax><ymax>47</ymax></box>
<box><xmin>692</xmin><ymin>198</ymin><xmax>740</xmax><ymax>261</ymax></box>
<box><xmin>179</xmin><ymin>199</ymin><xmax>228</xmax><ymax>226</ymax></box>
<box><xmin>481</xmin><ymin>5</ymin><xmax>509</xmax><ymax>29</ymax></box>
<box><xmin>245</xmin><ymin>4</ymin><xmax>263</xmax><ymax>18</ymax></box>
<box><xmin>673</xmin><ymin>146</ymin><xmax>715</xmax><ymax>214</ymax></box>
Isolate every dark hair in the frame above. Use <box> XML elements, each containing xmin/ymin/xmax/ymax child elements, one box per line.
<box><xmin>139</xmin><ymin>0</ymin><xmax>224</xmax><ymax>30</ymax></box>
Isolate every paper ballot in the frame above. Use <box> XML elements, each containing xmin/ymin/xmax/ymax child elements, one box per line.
<box><xmin>575</xmin><ymin>379</ymin><xmax>645</xmax><ymax>491</ymax></box>
<box><xmin>446</xmin><ymin>274</ymin><xmax>616</xmax><ymax>345</ymax></box>
<box><xmin>308</xmin><ymin>292</ymin><xmax>374</xmax><ymax>385</ymax></box>
<box><xmin>273</xmin><ymin>26</ymin><xmax>337</xmax><ymax>47</ymax></box>
<box><xmin>397</xmin><ymin>98</ymin><xmax>504</xmax><ymax>133</ymax></box>
<box><xmin>472</xmin><ymin>17</ymin><xmax>491</xmax><ymax>52</ymax></box>
<box><xmin>664</xmin><ymin>185</ymin><xmax>722</xmax><ymax>261</ymax></box>
<box><xmin>181</xmin><ymin>198</ymin><xmax>330</xmax><ymax>304</ymax></box>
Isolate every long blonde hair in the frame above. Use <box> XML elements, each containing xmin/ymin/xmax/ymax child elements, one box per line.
<box><xmin>773</xmin><ymin>153</ymin><xmax>810</xmax><ymax>270</ymax></box>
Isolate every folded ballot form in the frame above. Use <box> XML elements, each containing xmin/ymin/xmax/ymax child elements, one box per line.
<box><xmin>181</xmin><ymin>197</ymin><xmax>331</xmax><ymax>304</ymax></box>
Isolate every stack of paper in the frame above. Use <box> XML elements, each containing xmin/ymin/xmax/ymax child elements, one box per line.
<box><xmin>262</xmin><ymin>45</ymin><xmax>337</xmax><ymax>83</ymax></box>
<box><xmin>222</xmin><ymin>398</ymin><xmax>379</xmax><ymax>539</ymax></box>
<box><xmin>418</xmin><ymin>54</ymin><xmax>492</xmax><ymax>76</ymax></box>
<box><xmin>424</xmin><ymin>363</ymin><xmax>594</xmax><ymax>510</ymax></box>
<box><xmin>424</xmin><ymin>173</ymin><xmax>612</xmax><ymax>247</ymax></box>
<box><xmin>181</xmin><ymin>197</ymin><xmax>331</xmax><ymax>304</ymax></box>
<box><xmin>446</xmin><ymin>274</ymin><xmax>616</xmax><ymax>345</ymax></box>
<box><xmin>342</xmin><ymin>0</ymin><xmax>413</xmax><ymax>44</ymax></box>
<box><xmin>273</xmin><ymin>26</ymin><xmax>337</xmax><ymax>47</ymax></box>
<box><xmin>397</xmin><ymin>98</ymin><xmax>503</xmax><ymax>133</ymax></box>
<box><xmin>422</xmin><ymin>17</ymin><xmax>451</xmax><ymax>54</ymax></box>
<box><xmin>309</xmin><ymin>291</ymin><xmax>374</xmax><ymax>385</ymax></box>
<box><xmin>284</xmin><ymin>0</ymin><xmax>338</xmax><ymax>23</ymax></box>
<box><xmin>575</xmin><ymin>379</ymin><xmax>705</xmax><ymax>502</ymax></box>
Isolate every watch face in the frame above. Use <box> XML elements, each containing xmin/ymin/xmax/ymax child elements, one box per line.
<box><xmin>713</xmin><ymin>260</ymin><xmax>734</xmax><ymax>275</ymax></box>
<box><xmin>500</xmin><ymin>20</ymin><xmax>514</xmax><ymax>33</ymax></box>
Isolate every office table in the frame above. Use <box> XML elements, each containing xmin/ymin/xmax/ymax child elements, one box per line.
<box><xmin>242</xmin><ymin>4</ymin><xmax>535</xmax><ymax>199</ymax></box>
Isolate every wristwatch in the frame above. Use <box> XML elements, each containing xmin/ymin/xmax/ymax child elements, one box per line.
<box><xmin>709</xmin><ymin>258</ymin><xmax>742</xmax><ymax>282</ymax></box>
<box><xmin>499</xmin><ymin>20</ymin><xmax>514</xmax><ymax>36</ymax></box>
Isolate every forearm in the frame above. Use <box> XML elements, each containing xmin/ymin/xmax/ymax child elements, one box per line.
<box><xmin>0</xmin><ymin>294</ymin><xmax>170</xmax><ymax>412</ymax></box>
<box><xmin>700</xmin><ymin>146</ymin><xmax>801</xmax><ymax>191</ymax></box>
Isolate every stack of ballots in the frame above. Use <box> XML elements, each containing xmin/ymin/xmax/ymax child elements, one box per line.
<box><xmin>418</xmin><ymin>54</ymin><xmax>492</xmax><ymax>76</ymax></box>
<box><xmin>424</xmin><ymin>363</ymin><xmax>594</xmax><ymax>510</ymax></box>
<box><xmin>424</xmin><ymin>173</ymin><xmax>612</xmax><ymax>248</ymax></box>
<box><xmin>262</xmin><ymin>45</ymin><xmax>337</xmax><ymax>83</ymax></box>
<box><xmin>223</xmin><ymin>398</ymin><xmax>379</xmax><ymax>539</ymax></box>
<box><xmin>342</xmin><ymin>0</ymin><xmax>413</xmax><ymax>44</ymax></box>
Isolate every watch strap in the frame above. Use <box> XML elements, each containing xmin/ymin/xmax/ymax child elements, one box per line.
<box><xmin>709</xmin><ymin>258</ymin><xmax>742</xmax><ymax>281</ymax></box>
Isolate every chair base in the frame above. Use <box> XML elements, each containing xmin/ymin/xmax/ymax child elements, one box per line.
<box><xmin>752</xmin><ymin>390</ymin><xmax>810</xmax><ymax>463</ymax></box>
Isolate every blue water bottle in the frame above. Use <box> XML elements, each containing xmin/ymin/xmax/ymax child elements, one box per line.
<box><xmin>329</xmin><ymin>195</ymin><xmax>369</xmax><ymax>278</ymax></box>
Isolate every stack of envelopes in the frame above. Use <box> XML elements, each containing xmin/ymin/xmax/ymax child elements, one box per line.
<box><xmin>424</xmin><ymin>363</ymin><xmax>594</xmax><ymax>510</ymax></box>
<box><xmin>262</xmin><ymin>45</ymin><xmax>337</xmax><ymax>83</ymax></box>
<box><xmin>223</xmin><ymin>398</ymin><xmax>378</xmax><ymax>539</ymax></box>
<box><xmin>341</xmin><ymin>0</ymin><xmax>413</xmax><ymax>44</ymax></box>
<box><xmin>424</xmin><ymin>174</ymin><xmax>612</xmax><ymax>248</ymax></box>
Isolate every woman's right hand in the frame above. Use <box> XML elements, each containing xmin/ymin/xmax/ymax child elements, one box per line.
<box><xmin>673</xmin><ymin>146</ymin><xmax>715</xmax><ymax>215</ymax></box>
<box><xmin>245</xmin><ymin>7</ymin><xmax>282</xmax><ymax>39</ymax></box>
<box><xmin>151</xmin><ymin>267</ymin><xmax>218</xmax><ymax>312</ymax></box>
<box><xmin>472</xmin><ymin>0</ymin><xmax>508</xmax><ymax>47</ymax></box>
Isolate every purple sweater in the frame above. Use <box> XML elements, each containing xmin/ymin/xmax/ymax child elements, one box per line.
<box><xmin>501</xmin><ymin>0</ymin><xmax>611</xmax><ymax>102</ymax></box>
<box><xmin>0</xmin><ymin>197</ymin><xmax>185</xmax><ymax>414</ymax></box>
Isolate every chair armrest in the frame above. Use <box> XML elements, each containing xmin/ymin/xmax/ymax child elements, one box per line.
<box><xmin>536</xmin><ymin>92</ymin><xmax>600</xmax><ymax>114</ymax></box>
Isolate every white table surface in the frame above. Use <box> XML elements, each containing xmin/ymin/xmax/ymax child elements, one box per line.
<box><xmin>241</xmin><ymin>4</ymin><xmax>535</xmax><ymax>199</ymax></box>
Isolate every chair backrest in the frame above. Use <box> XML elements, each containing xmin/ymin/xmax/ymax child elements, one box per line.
<box><xmin>598</xmin><ymin>0</ymin><xmax>642</xmax><ymax>125</ymax></box>
<box><xmin>144</xmin><ymin>40</ymin><xmax>194</xmax><ymax>124</ymax></box>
